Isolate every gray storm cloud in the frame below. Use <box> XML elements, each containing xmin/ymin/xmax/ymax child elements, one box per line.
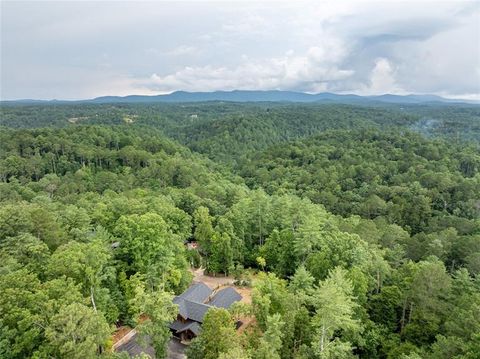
<box><xmin>1</xmin><ymin>1</ymin><xmax>479</xmax><ymax>100</ymax></box>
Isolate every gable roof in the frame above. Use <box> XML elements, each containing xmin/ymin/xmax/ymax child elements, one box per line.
<box><xmin>173</xmin><ymin>282</ymin><xmax>212</xmax><ymax>319</ymax></box>
<box><xmin>207</xmin><ymin>287</ymin><xmax>242</xmax><ymax>309</ymax></box>
<box><xmin>172</xmin><ymin>282</ymin><xmax>242</xmax><ymax>326</ymax></box>
<box><xmin>181</xmin><ymin>321</ymin><xmax>202</xmax><ymax>336</ymax></box>
<box><xmin>175</xmin><ymin>282</ymin><xmax>212</xmax><ymax>303</ymax></box>
<box><xmin>170</xmin><ymin>319</ymin><xmax>203</xmax><ymax>336</ymax></box>
<box><xmin>184</xmin><ymin>300</ymin><xmax>212</xmax><ymax>322</ymax></box>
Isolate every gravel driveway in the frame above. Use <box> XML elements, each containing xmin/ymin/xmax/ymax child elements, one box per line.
<box><xmin>167</xmin><ymin>338</ymin><xmax>187</xmax><ymax>359</ymax></box>
<box><xmin>116</xmin><ymin>334</ymin><xmax>186</xmax><ymax>359</ymax></box>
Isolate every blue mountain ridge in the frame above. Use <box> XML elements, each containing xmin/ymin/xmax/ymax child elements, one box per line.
<box><xmin>2</xmin><ymin>90</ymin><xmax>478</xmax><ymax>105</ymax></box>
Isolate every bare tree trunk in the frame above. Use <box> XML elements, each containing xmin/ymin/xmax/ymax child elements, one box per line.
<box><xmin>90</xmin><ymin>286</ymin><xmax>97</xmax><ymax>313</ymax></box>
<box><xmin>408</xmin><ymin>302</ymin><xmax>414</xmax><ymax>324</ymax></box>
<box><xmin>376</xmin><ymin>270</ymin><xmax>381</xmax><ymax>293</ymax></box>
<box><xmin>259</xmin><ymin>209</ymin><xmax>263</xmax><ymax>246</ymax></box>
<box><xmin>400</xmin><ymin>298</ymin><xmax>407</xmax><ymax>333</ymax></box>
<box><xmin>450</xmin><ymin>259</ymin><xmax>456</xmax><ymax>273</ymax></box>
<box><xmin>320</xmin><ymin>325</ymin><xmax>326</xmax><ymax>353</ymax></box>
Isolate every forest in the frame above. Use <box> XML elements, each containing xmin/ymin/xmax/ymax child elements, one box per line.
<box><xmin>0</xmin><ymin>102</ymin><xmax>479</xmax><ymax>359</ymax></box>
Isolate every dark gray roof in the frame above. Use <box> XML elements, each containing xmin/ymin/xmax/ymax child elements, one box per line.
<box><xmin>173</xmin><ymin>282</ymin><xmax>212</xmax><ymax>319</ymax></box>
<box><xmin>170</xmin><ymin>320</ymin><xmax>187</xmax><ymax>332</ymax></box>
<box><xmin>171</xmin><ymin>283</ymin><xmax>241</xmax><ymax>326</ymax></box>
<box><xmin>184</xmin><ymin>300</ymin><xmax>212</xmax><ymax>322</ymax></box>
<box><xmin>207</xmin><ymin>287</ymin><xmax>242</xmax><ymax>309</ymax></box>
<box><xmin>182</xmin><ymin>321</ymin><xmax>202</xmax><ymax>336</ymax></box>
<box><xmin>169</xmin><ymin>319</ymin><xmax>203</xmax><ymax>336</ymax></box>
<box><xmin>174</xmin><ymin>282</ymin><xmax>212</xmax><ymax>302</ymax></box>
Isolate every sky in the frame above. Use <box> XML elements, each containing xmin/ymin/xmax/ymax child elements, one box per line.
<box><xmin>1</xmin><ymin>0</ymin><xmax>479</xmax><ymax>100</ymax></box>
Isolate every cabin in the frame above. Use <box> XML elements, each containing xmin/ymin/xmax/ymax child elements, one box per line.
<box><xmin>170</xmin><ymin>282</ymin><xmax>242</xmax><ymax>342</ymax></box>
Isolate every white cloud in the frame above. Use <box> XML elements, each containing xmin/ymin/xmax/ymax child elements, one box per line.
<box><xmin>165</xmin><ymin>45</ymin><xmax>200</xmax><ymax>57</ymax></box>
<box><xmin>360</xmin><ymin>58</ymin><xmax>405</xmax><ymax>95</ymax></box>
<box><xmin>222</xmin><ymin>13</ymin><xmax>273</xmax><ymax>37</ymax></box>
<box><xmin>145</xmin><ymin>46</ymin><xmax>354</xmax><ymax>92</ymax></box>
<box><xmin>1</xmin><ymin>0</ymin><xmax>479</xmax><ymax>99</ymax></box>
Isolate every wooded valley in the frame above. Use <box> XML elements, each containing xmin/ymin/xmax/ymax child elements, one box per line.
<box><xmin>0</xmin><ymin>102</ymin><xmax>479</xmax><ymax>359</ymax></box>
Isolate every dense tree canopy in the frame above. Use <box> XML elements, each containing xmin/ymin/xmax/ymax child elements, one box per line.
<box><xmin>0</xmin><ymin>102</ymin><xmax>479</xmax><ymax>358</ymax></box>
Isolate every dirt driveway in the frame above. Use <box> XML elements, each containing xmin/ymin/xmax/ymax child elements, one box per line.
<box><xmin>191</xmin><ymin>267</ymin><xmax>252</xmax><ymax>304</ymax></box>
<box><xmin>191</xmin><ymin>267</ymin><xmax>234</xmax><ymax>288</ymax></box>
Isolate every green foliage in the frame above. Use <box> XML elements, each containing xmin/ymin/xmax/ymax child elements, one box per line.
<box><xmin>255</xmin><ymin>314</ymin><xmax>285</xmax><ymax>359</ymax></box>
<box><xmin>208</xmin><ymin>232</ymin><xmax>234</xmax><ymax>274</ymax></box>
<box><xmin>289</xmin><ymin>265</ymin><xmax>315</xmax><ymax>295</ymax></box>
<box><xmin>239</xmin><ymin>130</ymin><xmax>479</xmax><ymax>235</ymax></box>
<box><xmin>0</xmin><ymin>233</ymin><xmax>50</xmax><ymax>276</ymax></box>
<box><xmin>402</xmin><ymin>259</ymin><xmax>452</xmax><ymax>345</ymax></box>
<box><xmin>311</xmin><ymin>267</ymin><xmax>361</xmax><ymax>357</ymax></box>
<box><xmin>187</xmin><ymin>308</ymin><xmax>240</xmax><ymax>359</ymax></box>
<box><xmin>128</xmin><ymin>278</ymin><xmax>178</xmax><ymax>359</ymax></box>
<box><xmin>43</xmin><ymin>303</ymin><xmax>111</xmax><ymax>359</ymax></box>
<box><xmin>114</xmin><ymin>212</ymin><xmax>188</xmax><ymax>290</ymax></box>
<box><xmin>252</xmin><ymin>273</ymin><xmax>291</xmax><ymax>330</ymax></box>
<box><xmin>0</xmin><ymin>102</ymin><xmax>479</xmax><ymax>358</ymax></box>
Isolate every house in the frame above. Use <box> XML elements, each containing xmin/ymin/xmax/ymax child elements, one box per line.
<box><xmin>186</xmin><ymin>241</ymin><xmax>198</xmax><ymax>250</ymax></box>
<box><xmin>170</xmin><ymin>282</ymin><xmax>242</xmax><ymax>342</ymax></box>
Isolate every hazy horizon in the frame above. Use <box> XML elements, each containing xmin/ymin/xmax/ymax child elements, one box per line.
<box><xmin>1</xmin><ymin>0</ymin><xmax>479</xmax><ymax>101</ymax></box>
<box><xmin>3</xmin><ymin>89</ymin><xmax>478</xmax><ymax>103</ymax></box>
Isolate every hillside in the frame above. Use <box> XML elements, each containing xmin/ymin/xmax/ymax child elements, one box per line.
<box><xmin>238</xmin><ymin>129</ymin><xmax>480</xmax><ymax>235</ymax></box>
<box><xmin>1</xmin><ymin>104</ymin><xmax>479</xmax><ymax>359</ymax></box>
<box><xmin>2</xmin><ymin>102</ymin><xmax>480</xmax><ymax>162</ymax></box>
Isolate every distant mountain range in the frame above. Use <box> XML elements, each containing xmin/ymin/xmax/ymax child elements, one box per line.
<box><xmin>2</xmin><ymin>90</ymin><xmax>478</xmax><ymax>105</ymax></box>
